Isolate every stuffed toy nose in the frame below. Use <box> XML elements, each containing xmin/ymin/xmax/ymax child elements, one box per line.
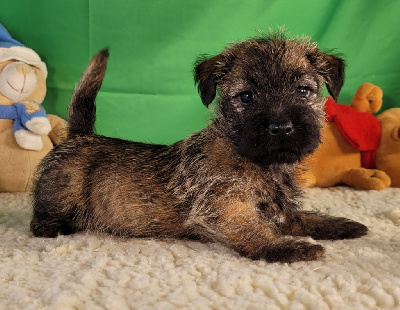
<box><xmin>0</xmin><ymin>61</ymin><xmax>37</xmax><ymax>101</ymax></box>
<box><xmin>16</xmin><ymin>63</ymin><xmax>32</xmax><ymax>75</ymax></box>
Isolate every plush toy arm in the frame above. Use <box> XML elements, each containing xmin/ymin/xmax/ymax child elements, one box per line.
<box><xmin>47</xmin><ymin>114</ymin><xmax>67</xmax><ymax>145</ymax></box>
<box><xmin>14</xmin><ymin>102</ymin><xmax>51</xmax><ymax>135</ymax></box>
<box><xmin>341</xmin><ymin>168</ymin><xmax>391</xmax><ymax>190</ymax></box>
<box><xmin>350</xmin><ymin>83</ymin><xmax>383</xmax><ymax>113</ymax></box>
<box><xmin>0</xmin><ymin>105</ymin><xmax>18</xmax><ymax>119</ymax></box>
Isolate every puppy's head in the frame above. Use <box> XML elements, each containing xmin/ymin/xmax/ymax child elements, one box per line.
<box><xmin>194</xmin><ymin>33</ymin><xmax>345</xmax><ymax>165</ymax></box>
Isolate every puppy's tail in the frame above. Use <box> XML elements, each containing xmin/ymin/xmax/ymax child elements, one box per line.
<box><xmin>67</xmin><ymin>48</ymin><xmax>109</xmax><ymax>138</ymax></box>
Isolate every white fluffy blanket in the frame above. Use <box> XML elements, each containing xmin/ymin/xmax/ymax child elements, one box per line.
<box><xmin>1</xmin><ymin>188</ymin><xmax>399</xmax><ymax>309</ymax></box>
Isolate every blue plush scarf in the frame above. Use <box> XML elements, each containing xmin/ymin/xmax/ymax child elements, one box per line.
<box><xmin>0</xmin><ymin>102</ymin><xmax>48</xmax><ymax>137</ymax></box>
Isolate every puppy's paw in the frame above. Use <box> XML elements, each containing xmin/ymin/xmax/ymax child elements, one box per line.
<box><xmin>30</xmin><ymin>210</ymin><xmax>76</xmax><ymax>238</ymax></box>
<box><xmin>30</xmin><ymin>219</ymin><xmax>60</xmax><ymax>238</ymax></box>
<box><xmin>331</xmin><ymin>218</ymin><xmax>368</xmax><ymax>239</ymax></box>
<box><xmin>312</xmin><ymin>217</ymin><xmax>369</xmax><ymax>240</ymax></box>
<box><xmin>252</xmin><ymin>240</ymin><xmax>325</xmax><ymax>263</ymax></box>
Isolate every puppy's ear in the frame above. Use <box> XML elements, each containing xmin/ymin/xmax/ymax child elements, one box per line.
<box><xmin>194</xmin><ymin>54</ymin><xmax>235</xmax><ymax>107</ymax></box>
<box><xmin>194</xmin><ymin>54</ymin><xmax>222</xmax><ymax>106</ymax></box>
<box><xmin>308</xmin><ymin>51</ymin><xmax>345</xmax><ymax>101</ymax></box>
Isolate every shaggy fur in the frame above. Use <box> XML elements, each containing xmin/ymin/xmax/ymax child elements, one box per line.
<box><xmin>30</xmin><ymin>34</ymin><xmax>368</xmax><ymax>263</ymax></box>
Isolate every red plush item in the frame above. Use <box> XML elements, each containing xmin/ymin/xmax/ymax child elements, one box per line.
<box><xmin>324</xmin><ymin>97</ymin><xmax>382</xmax><ymax>168</ymax></box>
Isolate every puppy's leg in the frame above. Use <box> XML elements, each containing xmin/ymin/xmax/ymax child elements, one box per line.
<box><xmin>188</xmin><ymin>201</ymin><xmax>324</xmax><ymax>263</ymax></box>
<box><xmin>281</xmin><ymin>211</ymin><xmax>368</xmax><ymax>240</ymax></box>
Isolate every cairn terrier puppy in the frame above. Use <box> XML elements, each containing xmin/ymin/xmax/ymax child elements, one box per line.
<box><xmin>31</xmin><ymin>33</ymin><xmax>368</xmax><ymax>263</ymax></box>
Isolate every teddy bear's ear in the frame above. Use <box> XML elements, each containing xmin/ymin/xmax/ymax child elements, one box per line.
<box><xmin>307</xmin><ymin>51</ymin><xmax>345</xmax><ymax>101</ymax></box>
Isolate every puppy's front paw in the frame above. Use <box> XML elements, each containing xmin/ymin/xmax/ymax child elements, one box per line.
<box><xmin>332</xmin><ymin>218</ymin><xmax>368</xmax><ymax>239</ymax></box>
<box><xmin>314</xmin><ymin>217</ymin><xmax>368</xmax><ymax>240</ymax></box>
<box><xmin>252</xmin><ymin>240</ymin><xmax>325</xmax><ymax>263</ymax></box>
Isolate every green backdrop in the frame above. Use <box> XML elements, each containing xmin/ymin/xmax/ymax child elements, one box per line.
<box><xmin>1</xmin><ymin>0</ymin><xmax>400</xmax><ymax>144</ymax></box>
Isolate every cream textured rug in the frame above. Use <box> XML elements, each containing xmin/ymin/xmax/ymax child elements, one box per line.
<box><xmin>1</xmin><ymin>187</ymin><xmax>399</xmax><ymax>310</ymax></box>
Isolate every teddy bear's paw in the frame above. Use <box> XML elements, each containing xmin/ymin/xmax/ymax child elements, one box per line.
<box><xmin>343</xmin><ymin>168</ymin><xmax>391</xmax><ymax>190</ymax></box>
<box><xmin>25</xmin><ymin>117</ymin><xmax>52</xmax><ymax>135</ymax></box>
<box><xmin>368</xmin><ymin>170</ymin><xmax>392</xmax><ymax>189</ymax></box>
<box><xmin>15</xmin><ymin>129</ymin><xmax>44</xmax><ymax>151</ymax></box>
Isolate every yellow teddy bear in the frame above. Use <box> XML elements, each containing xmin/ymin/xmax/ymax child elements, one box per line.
<box><xmin>299</xmin><ymin>83</ymin><xmax>400</xmax><ymax>190</ymax></box>
<box><xmin>0</xmin><ymin>23</ymin><xmax>66</xmax><ymax>192</ymax></box>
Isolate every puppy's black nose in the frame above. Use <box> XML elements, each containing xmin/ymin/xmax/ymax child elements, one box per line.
<box><xmin>269</xmin><ymin>122</ymin><xmax>294</xmax><ymax>135</ymax></box>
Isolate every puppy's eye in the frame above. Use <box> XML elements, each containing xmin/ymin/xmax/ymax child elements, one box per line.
<box><xmin>239</xmin><ymin>91</ymin><xmax>254</xmax><ymax>106</ymax></box>
<box><xmin>298</xmin><ymin>86</ymin><xmax>313</xmax><ymax>99</ymax></box>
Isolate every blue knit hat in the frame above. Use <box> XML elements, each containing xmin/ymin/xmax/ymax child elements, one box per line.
<box><xmin>0</xmin><ymin>23</ymin><xmax>47</xmax><ymax>77</ymax></box>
